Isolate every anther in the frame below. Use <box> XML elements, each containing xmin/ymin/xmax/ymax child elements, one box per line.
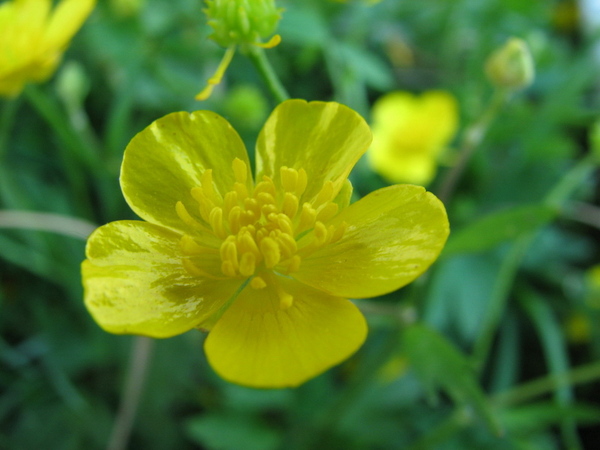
<box><xmin>222</xmin><ymin>191</ymin><xmax>238</xmax><ymax>216</ymax></box>
<box><xmin>228</xmin><ymin>206</ymin><xmax>242</xmax><ymax>234</ymax></box>
<box><xmin>180</xmin><ymin>235</ymin><xmax>216</xmax><ymax>255</ymax></box>
<box><xmin>201</xmin><ymin>170</ymin><xmax>222</xmax><ymax>204</ymax></box>
<box><xmin>257</xmin><ymin>192</ymin><xmax>275</xmax><ymax>207</ymax></box>
<box><xmin>234</xmin><ymin>182</ymin><xmax>249</xmax><ymax>200</ymax></box>
<box><xmin>313</xmin><ymin>221</ymin><xmax>328</xmax><ymax>245</ymax></box>
<box><xmin>282</xmin><ymin>192</ymin><xmax>299</xmax><ymax>219</ymax></box>
<box><xmin>316</xmin><ymin>202</ymin><xmax>339</xmax><ymax>223</ymax></box>
<box><xmin>238</xmin><ymin>252</ymin><xmax>256</xmax><ymax>277</ymax></box>
<box><xmin>296</xmin><ymin>168</ymin><xmax>308</xmax><ymax>196</ymax></box>
<box><xmin>313</xmin><ymin>181</ymin><xmax>335</xmax><ymax>208</ymax></box>
<box><xmin>278</xmin><ymin>288</ymin><xmax>294</xmax><ymax>310</ymax></box>
<box><xmin>280</xmin><ymin>166</ymin><xmax>299</xmax><ymax>192</ymax></box>
<box><xmin>260</xmin><ymin>237</ymin><xmax>281</xmax><ymax>268</ymax></box>
<box><xmin>297</xmin><ymin>203</ymin><xmax>317</xmax><ymax>234</ymax></box>
<box><xmin>330</xmin><ymin>221</ymin><xmax>348</xmax><ymax>244</ymax></box>
<box><xmin>232</xmin><ymin>158</ymin><xmax>248</xmax><ymax>184</ymax></box>
<box><xmin>176</xmin><ymin>201</ymin><xmax>206</xmax><ymax>230</ymax></box>
<box><xmin>251</xmin><ymin>276</ymin><xmax>267</xmax><ymax>289</ymax></box>
<box><xmin>209</xmin><ymin>207</ymin><xmax>227</xmax><ymax>238</ymax></box>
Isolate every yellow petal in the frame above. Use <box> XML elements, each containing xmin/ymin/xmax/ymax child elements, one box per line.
<box><xmin>120</xmin><ymin>110</ymin><xmax>252</xmax><ymax>233</ymax></box>
<box><xmin>295</xmin><ymin>185</ymin><xmax>449</xmax><ymax>298</ymax></box>
<box><xmin>369</xmin><ymin>91</ymin><xmax>458</xmax><ymax>185</ymax></box>
<box><xmin>82</xmin><ymin>220</ymin><xmax>242</xmax><ymax>338</ymax></box>
<box><xmin>43</xmin><ymin>0</ymin><xmax>96</xmax><ymax>50</ymax></box>
<box><xmin>255</xmin><ymin>99</ymin><xmax>372</xmax><ymax>203</ymax></box>
<box><xmin>204</xmin><ymin>276</ymin><xmax>367</xmax><ymax>388</ymax></box>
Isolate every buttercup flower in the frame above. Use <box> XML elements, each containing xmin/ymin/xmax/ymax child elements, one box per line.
<box><xmin>0</xmin><ymin>0</ymin><xmax>96</xmax><ymax>97</ymax></box>
<box><xmin>82</xmin><ymin>99</ymin><xmax>449</xmax><ymax>388</ymax></box>
<box><xmin>368</xmin><ymin>91</ymin><xmax>458</xmax><ymax>186</ymax></box>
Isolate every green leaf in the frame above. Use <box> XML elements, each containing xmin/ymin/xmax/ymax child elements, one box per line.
<box><xmin>185</xmin><ymin>412</ymin><xmax>281</xmax><ymax>450</ymax></box>
<box><xmin>442</xmin><ymin>204</ymin><xmax>556</xmax><ymax>257</ymax></box>
<box><xmin>403</xmin><ymin>324</ymin><xmax>502</xmax><ymax>436</ymax></box>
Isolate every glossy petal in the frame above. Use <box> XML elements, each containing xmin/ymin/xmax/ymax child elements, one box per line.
<box><xmin>121</xmin><ymin>111</ymin><xmax>252</xmax><ymax>233</ymax></box>
<box><xmin>83</xmin><ymin>220</ymin><xmax>243</xmax><ymax>338</ymax></box>
<box><xmin>204</xmin><ymin>276</ymin><xmax>367</xmax><ymax>388</ymax></box>
<box><xmin>295</xmin><ymin>185</ymin><xmax>449</xmax><ymax>298</ymax></box>
<box><xmin>255</xmin><ymin>99</ymin><xmax>372</xmax><ymax>201</ymax></box>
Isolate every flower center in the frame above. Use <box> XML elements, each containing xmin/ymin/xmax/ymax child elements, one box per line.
<box><xmin>176</xmin><ymin>158</ymin><xmax>347</xmax><ymax>296</ymax></box>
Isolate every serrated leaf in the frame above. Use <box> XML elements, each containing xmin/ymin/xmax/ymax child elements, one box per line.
<box><xmin>442</xmin><ymin>204</ymin><xmax>556</xmax><ymax>257</ymax></box>
<box><xmin>403</xmin><ymin>324</ymin><xmax>502</xmax><ymax>436</ymax></box>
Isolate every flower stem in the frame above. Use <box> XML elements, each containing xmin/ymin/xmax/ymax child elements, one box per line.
<box><xmin>0</xmin><ymin>97</ymin><xmax>21</xmax><ymax>161</ymax></box>
<box><xmin>24</xmin><ymin>85</ymin><xmax>103</xmax><ymax>170</ymax></box>
<box><xmin>492</xmin><ymin>360</ymin><xmax>600</xmax><ymax>407</ymax></box>
<box><xmin>0</xmin><ymin>210</ymin><xmax>97</xmax><ymax>240</ymax></box>
<box><xmin>470</xmin><ymin>153</ymin><xmax>597</xmax><ymax>372</ymax></box>
<box><xmin>437</xmin><ymin>88</ymin><xmax>508</xmax><ymax>204</ymax></box>
<box><xmin>106</xmin><ymin>336</ymin><xmax>154</xmax><ymax>450</ymax></box>
<box><xmin>246</xmin><ymin>46</ymin><xmax>290</xmax><ymax>103</ymax></box>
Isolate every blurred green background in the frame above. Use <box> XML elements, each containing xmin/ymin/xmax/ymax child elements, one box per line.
<box><xmin>2</xmin><ymin>0</ymin><xmax>600</xmax><ymax>448</ymax></box>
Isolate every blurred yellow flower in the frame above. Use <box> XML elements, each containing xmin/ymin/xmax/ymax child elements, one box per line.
<box><xmin>368</xmin><ymin>91</ymin><xmax>458</xmax><ymax>185</ymax></box>
<box><xmin>0</xmin><ymin>0</ymin><xmax>96</xmax><ymax>97</ymax></box>
<box><xmin>82</xmin><ymin>99</ymin><xmax>449</xmax><ymax>388</ymax></box>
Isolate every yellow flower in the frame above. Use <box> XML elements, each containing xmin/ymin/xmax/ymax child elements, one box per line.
<box><xmin>82</xmin><ymin>99</ymin><xmax>449</xmax><ymax>388</ymax></box>
<box><xmin>0</xmin><ymin>0</ymin><xmax>96</xmax><ymax>97</ymax></box>
<box><xmin>368</xmin><ymin>91</ymin><xmax>458</xmax><ymax>186</ymax></box>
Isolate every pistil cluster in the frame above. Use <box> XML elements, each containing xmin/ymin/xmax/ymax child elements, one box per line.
<box><xmin>175</xmin><ymin>158</ymin><xmax>347</xmax><ymax>308</ymax></box>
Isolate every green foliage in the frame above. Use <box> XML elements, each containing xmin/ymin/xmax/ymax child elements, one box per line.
<box><xmin>2</xmin><ymin>0</ymin><xmax>600</xmax><ymax>448</ymax></box>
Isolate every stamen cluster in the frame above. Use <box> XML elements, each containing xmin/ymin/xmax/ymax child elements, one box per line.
<box><xmin>176</xmin><ymin>158</ymin><xmax>347</xmax><ymax>300</ymax></box>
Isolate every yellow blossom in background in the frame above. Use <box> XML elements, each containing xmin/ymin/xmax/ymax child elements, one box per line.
<box><xmin>368</xmin><ymin>91</ymin><xmax>458</xmax><ymax>186</ymax></box>
<box><xmin>0</xmin><ymin>0</ymin><xmax>96</xmax><ymax>97</ymax></box>
<box><xmin>81</xmin><ymin>99</ymin><xmax>449</xmax><ymax>388</ymax></box>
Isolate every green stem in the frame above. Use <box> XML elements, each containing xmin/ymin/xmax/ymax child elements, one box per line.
<box><xmin>492</xmin><ymin>360</ymin><xmax>600</xmax><ymax>407</ymax></box>
<box><xmin>0</xmin><ymin>97</ymin><xmax>21</xmax><ymax>161</ymax></box>
<box><xmin>106</xmin><ymin>336</ymin><xmax>154</xmax><ymax>450</ymax></box>
<box><xmin>24</xmin><ymin>85</ymin><xmax>103</xmax><ymax>171</ymax></box>
<box><xmin>470</xmin><ymin>153</ymin><xmax>597</xmax><ymax>372</ymax></box>
<box><xmin>471</xmin><ymin>234</ymin><xmax>532</xmax><ymax>371</ymax></box>
<box><xmin>0</xmin><ymin>210</ymin><xmax>97</xmax><ymax>240</ymax></box>
<box><xmin>246</xmin><ymin>46</ymin><xmax>290</xmax><ymax>103</ymax></box>
<box><xmin>437</xmin><ymin>88</ymin><xmax>508</xmax><ymax>204</ymax></box>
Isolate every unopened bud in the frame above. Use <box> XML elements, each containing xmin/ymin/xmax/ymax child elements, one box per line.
<box><xmin>204</xmin><ymin>0</ymin><xmax>282</xmax><ymax>48</ymax></box>
<box><xmin>485</xmin><ymin>38</ymin><xmax>534</xmax><ymax>90</ymax></box>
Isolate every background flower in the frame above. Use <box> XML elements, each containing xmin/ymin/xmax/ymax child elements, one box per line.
<box><xmin>368</xmin><ymin>90</ymin><xmax>458</xmax><ymax>185</ymax></box>
<box><xmin>0</xmin><ymin>0</ymin><xmax>96</xmax><ymax>97</ymax></box>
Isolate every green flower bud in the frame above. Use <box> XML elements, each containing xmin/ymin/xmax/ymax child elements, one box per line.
<box><xmin>485</xmin><ymin>38</ymin><xmax>535</xmax><ymax>90</ymax></box>
<box><xmin>204</xmin><ymin>0</ymin><xmax>282</xmax><ymax>48</ymax></box>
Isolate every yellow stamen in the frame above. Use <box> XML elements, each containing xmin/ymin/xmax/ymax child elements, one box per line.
<box><xmin>251</xmin><ymin>276</ymin><xmax>267</xmax><ymax>289</ymax></box>
<box><xmin>232</xmin><ymin>157</ymin><xmax>248</xmax><ymax>183</ymax></box>
<box><xmin>277</xmin><ymin>286</ymin><xmax>294</xmax><ymax>310</ymax></box>
<box><xmin>260</xmin><ymin>237</ymin><xmax>281</xmax><ymax>268</ymax></box>
<box><xmin>238</xmin><ymin>252</ymin><xmax>256</xmax><ymax>277</ymax></box>
<box><xmin>176</xmin><ymin>201</ymin><xmax>206</xmax><ymax>230</ymax></box>
<box><xmin>316</xmin><ymin>202</ymin><xmax>339</xmax><ymax>223</ymax></box>
<box><xmin>297</xmin><ymin>203</ymin><xmax>317</xmax><ymax>234</ymax></box>
<box><xmin>282</xmin><ymin>192</ymin><xmax>299</xmax><ymax>218</ymax></box>
<box><xmin>313</xmin><ymin>181</ymin><xmax>335</xmax><ymax>208</ymax></box>
<box><xmin>209</xmin><ymin>207</ymin><xmax>227</xmax><ymax>238</ymax></box>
